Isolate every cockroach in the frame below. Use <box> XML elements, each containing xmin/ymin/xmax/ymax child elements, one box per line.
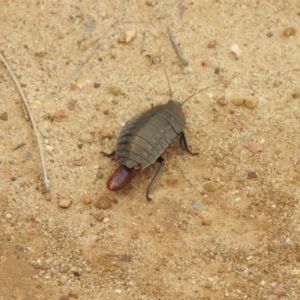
<box><xmin>102</xmin><ymin>63</ymin><xmax>221</xmax><ymax>200</ymax></box>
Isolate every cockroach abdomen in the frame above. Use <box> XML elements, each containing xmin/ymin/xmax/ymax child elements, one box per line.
<box><xmin>107</xmin><ymin>165</ymin><xmax>139</xmax><ymax>191</ymax></box>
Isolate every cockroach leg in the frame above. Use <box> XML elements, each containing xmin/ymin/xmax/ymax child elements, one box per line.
<box><xmin>179</xmin><ymin>132</ymin><xmax>198</xmax><ymax>155</ymax></box>
<box><xmin>146</xmin><ymin>156</ymin><xmax>165</xmax><ymax>201</ymax></box>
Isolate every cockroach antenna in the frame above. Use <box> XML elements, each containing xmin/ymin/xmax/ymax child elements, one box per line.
<box><xmin>163</xmin><ymin>58</ymin><xmax>222</xmax><ymax>106</ymax></box>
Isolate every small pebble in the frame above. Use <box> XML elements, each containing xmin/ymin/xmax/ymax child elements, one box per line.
<box><xmin>79</xmin><ymin>132</ymin><xmax>93</xmax><ymax>144</ymax></box>
<box><xmin>44</xmin><ymin>191</ymin><xmax>51</xmax><ymax>201</ymax></box>
<box><xmin>271</xmin><ymin>286</ymin><xmax>286</xmax><ymax>297</ymax></box>
<box><xmin>35</xmin><ymin>47</ymin><xmax>46</xmax><ymax>57</ymax></box>
<box><xmin>292</xmin><ymin>91</ymin><xmax>300</xmax><ymax>99</ymax></box>
<box><xmin>283</xmin><ymin>27</ymin><xmax>296</xmax><ymax>37</ymax></box>
<box><xmin>285</xmin><ymin>238</ymin><xmax>293</xmax><ymax>245</ymax></box>
<box><xmin>118</xmin><ymin>30</ymin><xmax>137</xmax><ymax>43</ymax></box>
<box><xmin>94</xmin><ymin>83</ymin><xmax>101</xmax><ymax>88</ymax></box>
<box><xmin>207</xmin><ymin>40</ymin><xmax>217</xmax><ymax>48</ymax></box>
<box><xmin>96</xmin><ymin>169</ymin><xmax>103</xmax><ymax>179</ymax></box>
<box><xmin>247</xmin><ymin>171</ymin><xmax>257</xmax><ymax>179</ymax></box>
<box><xmin>202</xmin><ymin>217</ymin><xmax>212</xmax><ymax>226</ymax></box>
<box><xmin>267</xmin><ymin>32</ymin><xmax>273</xmax><ymax>37</ymax></box>
<box><xmin>67</xmin><ymin>99</ymin><xmax>77</xmax><ymax>110</ymax></box>
<box><xmin>68</xmin><ymin>292</ymin><xmax>78</xmax><ymax>299</ymax></box>
<box><xmin>40</xmin><ymin>129</ymin><xmax>50</xmax><ymax>138</ymax></box>
<box><xmin>100</xmin><ymin>129</ymin><xmax>113</xmax><ymax>139</ymax></box>
<box><xmin>232</xmin><ymin>97</ymin><xmax>245</xmax><ymax>106</ymax></box>
<box><xmin>203</xmin><ymin>182</ymin><xmax>216</xmax><ymax>193</ymax></box>
<box><xmin>230</xmin><ymin>43</ymin><xmax>242</xmax><ymax>59</ymax></box>
<box><xmin>193</xmin><ymin>201</ymin><xmax>204</xmax><ymax>210</ymax></box>
<box><xmin>70</xmin><ymin>83</ymin><xmax>77</xmax><ymax>90</ymax></box>
<box><xmin>108</xmin><ymin>85</ymin><xmax>122</xmax><ymax>96</ymax></box>
<box><xmin>73</xmin><ymin>271</ymin><xmax>80</xmax><ymax>277</ymax></box>
<box><xmin>93</xmin><ymin>213</ymin><xmax>105</xmax><ymax>222</ymax></box>
<box><xmin>95</xmin><ymin>196</ymin><xmax>112</xmax><ymax>210</ymax></box>
<box><xmin>291</xmin><ymin>268</ymin><xmax>300</xmax><ymax>275</ymax></box>
<box><xmin>54</xmin><ymin>110</ymin><xmax>66</xmax><ymax>119</ymax></box>
<box><xmin>217</xmin><ymin>96</ymin><xmax>227</xmax><ymax>106</ymax></box>
<box><xmin>214</xmin><ymin>67</ymin><xmax>220</xmax><ymax>74</ymax></box>
<box><xmin>58</xmin><ymin>198</ymin><xmax>72</xmax><ymax>208</ymax></box>
<box><xmin>6</xmin><ymin>213</ymin><xmax>12</xmax><ymax>219</ymax></box>
<box><xmin>145</xmin><ymin>0</ymin><xmax>153</xmax><ymax>6</ymax></box>
<box><xmin>46</xmin><ymin>145</ymin><xmax>54</xmax><ymax>152</ymax></box>
<box><xmin>244</xmin><ymin>97</ymin><xmax>258</xmax><ymax>109</ymax></box>
<box><xmin>182</xmin><ymin>66</ymin><xmax>193</xmax><ymax>75</ymax></box>
<box><xmin>73</xmin><ymin>159</ymin><xmax>87</xmax><ymax>166</ymax></box>
<box><xmin>246</xmin><ymin>141</ymin><xmax>264</xmax><ymax>154</ymax></box>
<box><xmin>83</xmin><ymin>196</ymin><xmax>92</xmax><ymax>205</ymax></box>
<box><xmin>59</xmin><ymin>266</ymin><xmax>69</xmax><ymax>273</ymax></box>
<box><xmin>57</xmin><ymin>32</ymin><xmax>64</xmax><ymax>39</ymax></box>
<box><xmin>59</xmin><ymin>296</ymin><xmax>69</xmax><ymax>300</ymax></box>
<box><xmin>0</xmin><ymin>112</ymin><xmax>8</xmax><ymax>121</ymax></box>
<box><xmin>26</xmin><ymin>152</ymin><xmax>32</xmax><ymax>160</ymax></box>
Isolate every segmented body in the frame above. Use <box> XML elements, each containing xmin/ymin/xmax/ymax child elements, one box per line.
<box><xmin>115</xmin><ymin>100</ymin><xmax>185</xmax><ymax>169</ymax></box>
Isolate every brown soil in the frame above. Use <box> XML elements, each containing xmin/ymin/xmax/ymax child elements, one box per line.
<box><xmin>1</xmin><ymin>1</ymin><xmax>300</xmax><ymax>299</ymax></box>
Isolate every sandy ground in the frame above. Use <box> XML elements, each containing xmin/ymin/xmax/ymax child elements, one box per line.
<box><xmin>1</xmin><ymin>0</ymin><xmax>300</xmax><ymax>299</ymax></box>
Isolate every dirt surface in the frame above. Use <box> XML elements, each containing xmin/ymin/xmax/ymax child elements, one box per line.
<box><xmin>1</xmin><ymin>1</ymin><xmax>300</xmax><ymax>299</ymax></box>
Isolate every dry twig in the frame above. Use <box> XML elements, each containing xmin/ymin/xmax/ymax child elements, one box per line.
<box><xmin>167</xmin><ymin>27</ymin><xmax>188</xmax><ymax>66</ymax></box>
<box><xmin>59</xmin><ymin>38</ymin><xmax>101</xmax><ymax>89</ymax></box>
<box><xmin>0</xmin><ymin>53</ymin><xmax>50</xmax><ymax>192</ymax></box>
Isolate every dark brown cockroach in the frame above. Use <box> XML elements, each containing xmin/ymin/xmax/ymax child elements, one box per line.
<box><xmin>102</xmin><ymin>65</ymin><xmax>221</xmax><ymax>200</ymax></box>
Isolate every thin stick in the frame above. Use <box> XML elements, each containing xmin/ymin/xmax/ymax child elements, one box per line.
<box><xmin>59</xmin><ymin>38</ymin><xmax>101</xmax><ymax>89</ymax></box>
<box><xmin>0</xmin><ymin>53</ymin><xmax>50</xmax><ymax>191</ymax></box>
<box><xmin>167</xmin><ymin>27</ymin><xmax>188</xmax><ymax>66</ymax></box>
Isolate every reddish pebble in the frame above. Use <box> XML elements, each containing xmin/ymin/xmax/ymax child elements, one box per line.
<box><xmin>271</xmin><ymin>286</ymin><xmax>286</xmax><ymax>297</ymax></box>
<box><xmin>217</xmin><ymin>96</ymin><xmax>227</xmax><ymax>106</ymax></box>
<box><xmin>58</xmin><ymin>32</ymin><xmax>64</xmax><ymax>39</ymax></box>
<box><xmin>248</xmin><ymin>171</ymin><xmax>257</xmax><ymax>179</ymax></box>
<box><xmin>246</xmin><ymin>141</ymin><xmax>264</xmax><ymax>154</ymax></box>
<box><xmin>67</xmin><ymin>99</ymin><xmax>77</xmax><ymax>110</ymax></box>
<box><xmin>112</xmin><ymin>199</ymin><xmax>119</xmax><ymax>204</ymax></box>
<box><xmin>73</xmin><ymin>159</ymin><xmax>87</xmax><ymax>166</ymax></box>
<box><xmin>44</xmin><ymin>191</ymin><xmax>52</xmax><ymax>201</ymax></box>
<box><xmin>70</xmin><ymin>83</ymin><xmax>77</xmax><ymax>90</ymax></box>
<box><xmin>93</xmin><ymin>213</ymin><xmax>105</xmax><ymax>222</ymax></box>
<box><xmin>59</xmin><ymin>296</ymin><xmax>69</xmax><ymax>300</ymax></box>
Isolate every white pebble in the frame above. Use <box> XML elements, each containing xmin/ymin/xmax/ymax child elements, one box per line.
<box><xmin>230</xmin><ymin>43</ymin><xmax>242</xmax><ymax>59</ymax></box>
<box><xmin>183</xmin><ymin>66</ymin><xmax>193</xmax><ymax>75</ymax></box>
<box><xmin>260</xmin><ymin>280</ymin><xmax>266</xmax><ymax>286</ymax></box>
<box><xmin>46</xmin><ymin>145</ymin><xmax>54</xmax><ymax>152</ymax></box>
<box><xmin>291</xmin><ymin>269</ymin><xmax>300</xmax><ymax>276</ymax></box>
